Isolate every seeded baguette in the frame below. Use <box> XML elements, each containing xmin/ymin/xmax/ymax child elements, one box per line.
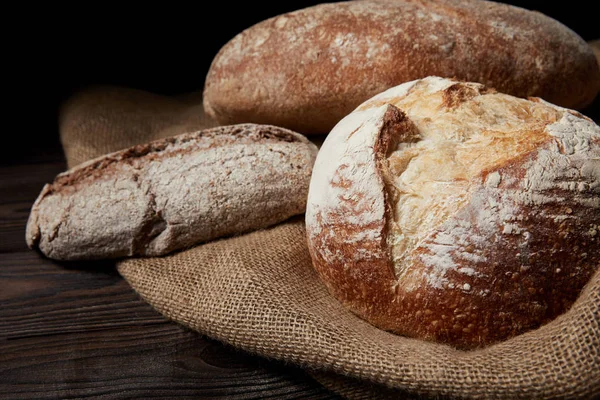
<box><xmin>27</xmin><ymin>124</ymin><xmax>318</xmax><ymax>260</ymax></box>
<box><xmin>305</xmin><ymin>77</ymin><xmax>600</xmax><ymax>349</ymax></box>
<box><xmin>204</xmin><ymin>0</ymin><xmax>600</xmax><ymax>134</ymax></box>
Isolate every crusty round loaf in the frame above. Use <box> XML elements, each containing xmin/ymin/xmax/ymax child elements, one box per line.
<box><xmin>27</xmin><ymin>124</ymin><xmax>318</xmax><ymax>261</ymax></box>
<box><xmin>203</xmin><ymin>0</ymin><xmax>600</xmax><ymax>135</ymax></box>
<box><xmin>305</xmin><ymin>76</ymin><xmax>600</xmax><ymax>349</ymax></box>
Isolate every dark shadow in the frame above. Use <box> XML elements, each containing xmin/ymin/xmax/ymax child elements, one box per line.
<box><xmin>52</xmin><ymin>257</ymin><xmax>120</xmax><ymax>277</ymax></box>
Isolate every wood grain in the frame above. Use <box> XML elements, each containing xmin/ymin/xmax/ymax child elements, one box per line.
<box><xmin>0</xmin><ymin>145</ymin><xmax>339</xmax><ymax>399</ymax></box>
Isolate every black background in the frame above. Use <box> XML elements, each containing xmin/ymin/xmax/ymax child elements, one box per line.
<box><xmin>7</xmin><ymin>1</ymin><xmax>599</xmax><ymax>162</ymax></box>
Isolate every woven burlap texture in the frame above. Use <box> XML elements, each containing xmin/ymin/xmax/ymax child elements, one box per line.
<box><xmin>60</xmin><ymin>85</ymin><xmax>218</xmax><ymax>168</ymax></box>
<box><xmin>60</xmin><ymin>85</ymin><xmax>600</xmax><ymax>400</ymax></box>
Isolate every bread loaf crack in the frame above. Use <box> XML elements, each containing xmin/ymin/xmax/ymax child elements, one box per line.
<box><xmin>306</xmin><ymin>76</ymin><xmax>600</xmax><ymax>349</ymax></box>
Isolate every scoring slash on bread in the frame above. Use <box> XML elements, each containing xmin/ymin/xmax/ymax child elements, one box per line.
<box><xmin>26</xmin><ymin>124</ymin><xmax>318</xmax><ymax>261</ymax></box>
<box><xmin>305</xmin><ymin>76</ymin><xmax>600</xmax><ymax>349</ymax></box>
<box><xmin>203</xmin><ymin>0</ymin><xmax>600</xmax><ymax>134</ymax></box>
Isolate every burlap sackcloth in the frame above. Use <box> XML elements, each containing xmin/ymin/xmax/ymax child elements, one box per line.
<box><xmin>59</xmin><ymin>86</ymin><xmax>600</xmax><ymax>400</ymax></box>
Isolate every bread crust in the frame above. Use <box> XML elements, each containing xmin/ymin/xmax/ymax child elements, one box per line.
<box><xmin>306</xmin><ymin>77</ymin><xmax>600</xmax><ymax>349</ymax></box>
<box><xmin>27</xmin><ymin>124</ymin><xmax>318</xmax><ymax>260</ymax></box>
<box><xmin>203</xmin><ymin>0</ymin><xmax>600</xmax><ymax>134</ymax></box>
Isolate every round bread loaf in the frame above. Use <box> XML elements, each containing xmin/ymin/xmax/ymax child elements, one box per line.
<box><xmin>203</xmin><ymin>0</ymin><xmax>600</xmax><ymax>134</ymax></box>
<box><xmin>27</xmin><ymin>124</ymin><xmax>318</xmax><ymax>261</ymax></box>
<box><xmin>305</xmin><ymin>76</ymin><xmax>600</xmax><ymax>349</ymax></box>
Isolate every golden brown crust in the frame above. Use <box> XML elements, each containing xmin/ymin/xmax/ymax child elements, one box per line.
<box><xmin>306</xmin><ymin>77</ymin><xmax>600</xmax><ymax>349</ymax></box>
<box><xmin>379</xmin><ymin>151</ymin><xmax>600</xmax><ymax>348</ymax></box>
<box><xmin>204</xmin><ymin>0</ymin><xmax>600</xmax><ymax>134</ymax></box>
<box><xmin>306</xmin><ymin>105</ymin><xmax>400</xmax><ymax>325</ymax></box>
<box><xmin>441</xmin><ymin>82</ymin><xmax>496</xmax><ymax>109</ymax></box>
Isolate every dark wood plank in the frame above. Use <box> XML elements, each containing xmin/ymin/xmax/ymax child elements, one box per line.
<box><xmin>1</xmin><ymin>324</ymin><xmax>337</xmax><ymax>400</ymax></box>
<box><xmin>0</xmin><ymin>252</ymin><xmax>167</xmax><ymax>339</ymax></box>
<box><xmin>0</xmin><ymin>150</ymin><xmax>65</xmax><ymax>253</ymax></box>
<box><xmin>0</xmin><ymin>150</ymin><xmax>339</xmax><ymax>399</ymax></box>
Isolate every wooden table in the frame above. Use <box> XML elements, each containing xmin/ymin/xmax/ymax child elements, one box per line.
<box><xmin>0</xmin><ymin>142</ymin><xmax>339</xmax><ymax>399</ymax></box>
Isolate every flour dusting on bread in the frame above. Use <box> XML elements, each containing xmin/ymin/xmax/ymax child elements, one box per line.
<box><xmin>306</xmin><ymin>106</ymin><xmax>390</xmax><ymax>264</ymax></box>
<box><xmin>205</xmin><ymin>0</ymin><xmax>600</xmax><ymax>134</ymax></box>
<box><xmin>306</xmin><ymin>76</ymin><xmax>600</xmax><ymax>349</ymax></box>
<box><xmin>28</xmin><ymin>124</ymin><xmax>318</xmax><ymax>260</ymax></box>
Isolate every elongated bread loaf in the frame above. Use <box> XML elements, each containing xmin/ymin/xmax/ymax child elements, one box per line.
<box><xmin>27</xmin><ymin>124</ymin><xmax>318</xmax><ymax>260</ymax></box>
<box><xmin>305</xmin><ymin>76</ymin><xmax>600</xmax><ymax>349</ymax></box>
<box><xmin>203</xmin><ymin>0</ymin><xmax>600</xmax><ymax>134</ymax></box>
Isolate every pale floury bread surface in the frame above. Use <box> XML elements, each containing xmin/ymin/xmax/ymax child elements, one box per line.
<box><xmin>27</xmin><ymin>124</ymin><xmax>318</xmax><ymax>260</ymax></box>
<box><xmin>203</xmin><ymin>0</ymin><xmax>600</xmax><ymax>134</ymax></box>
<box><xmin>305</xmin><ymin>76</ymin><xmax>600</xmax><ymax>349</ymax></box>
